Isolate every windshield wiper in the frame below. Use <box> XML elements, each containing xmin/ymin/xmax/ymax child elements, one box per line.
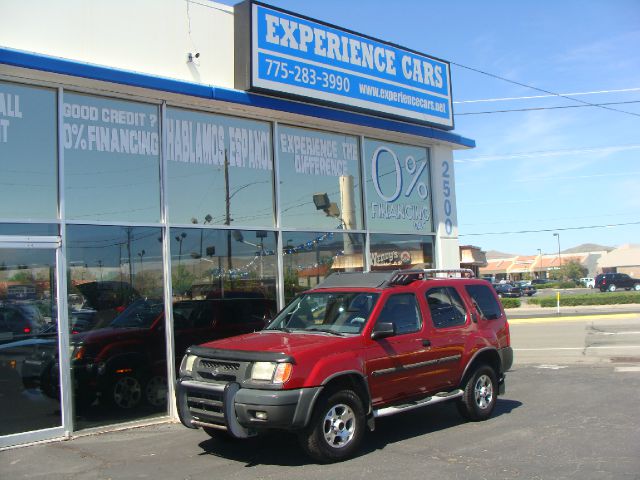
<box><xmin>266</xmin><ymin>326</ymin><xmax>292</xmax><ymax>333</ymax></box>
<box><xmin>304</xmin><ymin>327</ymin><xmax>345</xmax><ymax>336</ymax></box>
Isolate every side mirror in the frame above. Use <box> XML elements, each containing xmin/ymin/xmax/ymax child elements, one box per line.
<box><xmin>371</xmin><ymin>322</ymin><xmax>395</xmax><ymax>340</ymax></box>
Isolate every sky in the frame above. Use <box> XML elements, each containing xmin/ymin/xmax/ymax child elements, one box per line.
<box><xmin>217</xmin><ymin>0</ymin><xmax>640</xmax><ymax>256</ymax></box>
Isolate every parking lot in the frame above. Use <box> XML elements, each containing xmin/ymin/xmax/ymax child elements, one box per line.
<box><xmin>2</xmin><ymin>311</ymin><xmax>640</xmax><ymax>480</ymax></box>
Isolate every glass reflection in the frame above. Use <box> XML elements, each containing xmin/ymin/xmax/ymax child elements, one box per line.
<box><xmin>170</xmin><ymin>228</ymin><xmax>278</xmax><ymax>367</ymax></box>
<box><xmin>283</xmin><ymin>231</ymin><xmax>365</xmax><ymax>303</ymax></box>
<box><xmin>166</xmin><ymin>108</ymin><xmax>274</xmax><ymax>227</ymax></box>
<box><xmin>0</xmin><ymin>248</ymin><xmax>60</xmax><ymax>436</ymax></box>
<box><xmin>369</xmin><ymin>233</ymin><xmax>434</xmax><ymax>271</ymax></box>
<box><xmin>278</xmin><ymin>125</ymin><xmax>363</xmax><ymax>230</ymax></box>
<box><xmin>364</xmin><ymin>139</ymin><xmax>432</xmax><ymax>234</ymax></box>
<box><xmin>66</xmin><ymin>225</ymin><xmax>165</xmax><ymax>430</ymax></box>
<box><xmin>63</xmin><ymin>93</ymin><xmax>161</xmax><ymax>222</ymax></box>
<box><xmin>0</xmin><ymin>81</ymin><xmax>58</xmax><ymax>219</ymax></box>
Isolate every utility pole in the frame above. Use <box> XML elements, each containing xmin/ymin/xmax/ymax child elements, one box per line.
<box><xmin>224</xmin><ymin>150</ymin><xmax>233</xmax><ymax>292</ymax></box>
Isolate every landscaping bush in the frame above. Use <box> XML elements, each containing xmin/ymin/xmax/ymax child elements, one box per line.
<box><xmin>499</xmin><ymin>298</ymin><xmax>521</xmax><ymax>309</ymax></box>
<box><xmin>531</xmin><ymin>292</ymin><xmax>640</xmax><ymax>307</ymax></box>
<box><xmin>533</xmin><ymin>281</ymin><xmax>578</xmax><ymax>290</ymax></box>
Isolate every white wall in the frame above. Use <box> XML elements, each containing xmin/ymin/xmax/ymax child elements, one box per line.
<box><xmin>0</xmin><ymin>0</ymin><xmax>235</xmax><ymax>88</ymax></box>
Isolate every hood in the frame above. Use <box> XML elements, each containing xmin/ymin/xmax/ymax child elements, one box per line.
<box><xmin>197</xmin><ymin>330</ymin><xmax>351</xmax><ymax>357</ymax></box>
<box><xmin>72</xmin><ymin>325</ymin><xmax>149</xmax><ymax>346</ymax></box>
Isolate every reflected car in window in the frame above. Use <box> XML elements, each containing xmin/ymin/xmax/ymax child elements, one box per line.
<box><xmin>28</xmin><ymin>297</ymin><xmax>276</xmax><ymax>410</ymax></box>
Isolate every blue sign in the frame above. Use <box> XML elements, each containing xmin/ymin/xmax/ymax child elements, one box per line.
<box><xmin>241</xmin><ymin>2</ymin><xmax>454</xmax><ymax>129</ymax></box>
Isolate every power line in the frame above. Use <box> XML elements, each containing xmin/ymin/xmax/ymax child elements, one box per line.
<box><xmin>451</xmin><ymin>62</ymin><xmax>640</xmax><ymax>118</ymax></box>
<box><xmin>459</xmin><ymin>221</ymin><xmax>640</xmax><ymax>237</ymax></box>
<box><xmin>454</xmin><ymin>87</ymin><xmax>640</xmax><ymax>104</ymax></box>
<box><xmin>455</xmin><ymin>100</ymin><xmax>640</xmax><ymax>116</ymax></box>
<box><xmin>455</xmin><ymin>144</ymin><xmax>640</xmax><ymax>163</ymax></box>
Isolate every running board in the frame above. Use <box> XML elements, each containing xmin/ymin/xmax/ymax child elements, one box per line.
<box><xmin>373</xmin><ymin>389</ymin><xmax>464</xmax><ymax>418</ymax></box>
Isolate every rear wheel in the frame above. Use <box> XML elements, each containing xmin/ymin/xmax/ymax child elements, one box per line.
<box><xmin>634</xmin><ymin>284</ymin><xmax>640</xmax><ymax>291</ymax></box>
<box><xmin>608</xmin><ymin>284</ymin><xmax>617</xmax><ymax>292</ymax></box>
<box><xmin>457</xmin><ymin>365</ymin><xmax>497</xmax><ymax>421</ymax></box>
<box><xmin>299</xmin><ymin>389</ymin><xmax>365</xmax><ymax>463</ymax></box>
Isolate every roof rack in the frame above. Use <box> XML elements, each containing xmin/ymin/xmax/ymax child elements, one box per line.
<box><xmin>389</xmin><ymin>268</ymin><xmax>475</xmax><ymax>286</ymax></box>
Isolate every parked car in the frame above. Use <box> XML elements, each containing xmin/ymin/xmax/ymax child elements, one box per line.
<box><xmin>594</xmin><ymin>273</ymin><xmax>640</xmax><ymax>292</ymax></box>
<box><xmin>176</xmin><ymin>269</ymin><xmax>513</xmax><ymax>463</ymax></box>
<box><xmin>579</xmin><ymin>277</ymin><xmax>595</xmax><ymax>288</ymax></box>
<box><xmin>28</xmin><ymin>296</ymin><xmax>276</xmax><ymax>410</ymax></box>
<box><xmin>531</xmin><ymin>278</ymin><xmax>552</xmax><ymax>285</ymax></box>
<box><xmin>516</xmin><ymin>282</ymin><xmax>537</xmax><ymax>296</ymax></box>
<box><xmin>0</xmin><ymin>303</ymin><xmax>47</xmax><ymax>345</ymax></box>
<box><xmin>492</xmin><ymin>283</ymin><xmax>522</xmax><ymax>298</ymax></box>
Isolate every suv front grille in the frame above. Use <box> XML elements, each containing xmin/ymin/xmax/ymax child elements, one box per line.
<box><xmin>194</xmin><ymin>358</ymin><xmax>249</xmax><ymax>384</ymax></box>
<box><xmin>200</xmin><ymin>360</ymin><xmax>240</xmax><ymax>371</ymax></box>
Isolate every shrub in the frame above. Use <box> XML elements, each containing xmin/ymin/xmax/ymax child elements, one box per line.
<box><xmin>533</xmin><ymin>292</ymin><xmax>640</xmax><ymax>307</ymax></box>
<box><xmin>500</xmin><ymin>298</ymin><xmax>521</xmax><ymax>309</ymax></box>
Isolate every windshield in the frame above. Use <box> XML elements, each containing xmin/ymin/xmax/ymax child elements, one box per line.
<box><xmin>266</xmin><ymin>292</ymin><xmax>379</xmax><ymax>335</ymax></box>
<box><xmin>110</xmin><ymin>299</ymin><xmax>163</xmax><ymax>328</ymax></box>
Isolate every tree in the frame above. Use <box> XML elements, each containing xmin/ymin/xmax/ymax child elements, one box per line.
<box><xmin>558</xmin><ymin>260</ymin><xmax>587</xmax><ymax>283</ymax></box>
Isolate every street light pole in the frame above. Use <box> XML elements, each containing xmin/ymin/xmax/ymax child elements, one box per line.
<box><xmin>553</xmin><ymin>233</ymin><xmax>561</xmax><ymax>279</ymax></box>
<box><xmin>536</xmin><ymin>249</ymin><xmax>542</xmax><ymax>279</ymax></box>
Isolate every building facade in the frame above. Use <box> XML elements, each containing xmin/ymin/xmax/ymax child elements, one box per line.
<box><xmin>0</xmin><ymin>0</ymin><xmax>473</xmax><ymax>447</ymax></box>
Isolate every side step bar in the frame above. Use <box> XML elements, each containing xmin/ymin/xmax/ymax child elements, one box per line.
<box><xmin>373</xmin><ymin>389</ymin><xmax>464</xmax><ymax>418</ymax></box>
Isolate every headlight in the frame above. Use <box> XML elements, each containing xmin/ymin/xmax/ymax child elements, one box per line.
<box><xmin>180</xmin><ymin>354</ymin><xmax>198</xmax><ymax>375</ymax></box>
<box><xmin>250</xmin><ymin>362</ymin><xmax>292</xmax><ymax>384</ymax></box>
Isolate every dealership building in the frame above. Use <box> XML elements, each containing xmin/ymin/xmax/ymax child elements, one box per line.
<box><xmin>0</xmin><ymin>0</ymin><xmax>474</xmax><ymax>447</ymax></box>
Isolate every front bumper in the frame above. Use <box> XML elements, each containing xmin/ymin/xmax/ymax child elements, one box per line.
<box><xmin>176</xmin><ymin>377</ymin><xmax>322</xmax><ymax>437</ymax></box>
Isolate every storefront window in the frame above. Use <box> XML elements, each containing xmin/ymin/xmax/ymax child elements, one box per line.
<box><xmin>369</xmin><ymin>233</ymin><xmax>434</xmax><ymax>271</ymax></box>
<box><xmin>63</xmin><ymin>93</ymin><xmax>161</xmax><ymax>222</ymax></box>
<box><xmin>278</xmin><ymin>126</ymin><xmax>363</xmax><ymax>230</ymax></box>
<box><xmin>66</xmin><ymin>225</ymin><xmax>165</xmax><ymax>430</ymax></box>
<box><xmin>0</xmin><ymin>223</ymin><xmax>58</xmax><ymax>236</ymax></box>
<box><xmin>364</xmin><ymin>139</ymin><xmax>432</xmax><ymax>234</ymax></box>
<box><xmin>0</xmin><ymin>81</ymin><xmax>58</xmax><ymax>219</ymax></box>
<box><xmin>170</xmin><ymin>228</ymin><xmax>278</xmax><ymax>366</ymax></box>
<box><xmin>0</xmin><ymin>247</ymin><xmax>58</xmax><ymax>436</ymax></box>
<box><xmin>166</xmin><ymin>108</ymin><xmax>274</xmax><ymax>227</ymax></box>
<box><xmin>283</xmin><ymin>231</ymin><xmax>365</xmax><ymax>303</ymax></box>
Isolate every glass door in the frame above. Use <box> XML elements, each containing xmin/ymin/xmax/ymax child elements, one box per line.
<box><xmin>0</xmin><ymin>237</ymin><xmax>65</xmax><ymax>447</ymax></box>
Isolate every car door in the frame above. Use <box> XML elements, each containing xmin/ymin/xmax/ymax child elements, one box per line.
<box><xmin>420</xmin><ymin>285</ymin><xmax>472</xmax><ymax>388</ymax></box>
<box><xmin>364</xmin><ymin>293</ymin><xmax>439</xmax><ymax>406</ymax></box>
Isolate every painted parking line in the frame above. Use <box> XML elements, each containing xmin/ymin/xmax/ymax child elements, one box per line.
<box><xmin>508</xmin><ymin>313</ymin><xmax>638</xmax><ymax>325</ymax></box>
<box><xmin>514</xmin><ymin>346</ymin><xmax>640</xmax><ymax>351</ymax></box>
<box><xmin>614</xmin><ymin>367</ymin><xmax>640</xmax><ymax>372</ymax></box>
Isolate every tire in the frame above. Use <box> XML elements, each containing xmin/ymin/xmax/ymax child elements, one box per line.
<box><xmin>144</xmin><ymin>375</ymin><xmax>168</xmax><ymax>408</ymax></box>
<box><xmin>105</xmin><ymin>373</ymin><xmax>144</xmax><ymax>409</ymax></box>
<box><xmin>457</xmin><ymin>365</ymin><xmax>497</xmax><ymax>421</ymax></box>
<box><xmin>608</xmin><ymin>284</ymin><xmax>617</xmax><ymax>292</ymax></box>
<box><xmin>299</xmin><ymin>389</ymin><xmax>365</xmax><ymax>463</ymax></box>
<box><xmin>635</xmin><ymin>284</ymin><xmax>640</xmax><ymax>291</ymax></box>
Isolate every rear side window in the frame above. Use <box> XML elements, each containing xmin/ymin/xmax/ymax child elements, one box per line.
<box><xmin>465</xmin><ymin>285</ymin><xmax>502</xmax><ymax>320</ymax></box>
<box><xmin>425</xmin><ymin>287</ymin><xmax>467</xmax><ymax>328</ymax></box>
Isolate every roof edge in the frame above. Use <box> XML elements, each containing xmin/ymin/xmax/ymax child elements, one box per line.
<box><xmin>0</xmin><ymin>46</ymin><xmax>475</xmax><ymax>148</ymax></box>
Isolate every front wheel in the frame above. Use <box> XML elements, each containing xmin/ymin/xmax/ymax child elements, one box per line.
<box><xmin>634</xmin><ymin>284</ymin><xmax>640</xmax><ymax>291</ymax></box>
<box><xmin>457</xmin><ymin>365</ymin><xmax>497</xmax><ymax>421</ymax></box>
<box><xmin>299</xmin><ymin>389</ymin><xmax>365</xmax><ymax>463</ymax></box>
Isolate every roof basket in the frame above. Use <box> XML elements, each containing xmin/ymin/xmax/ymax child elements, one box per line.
<box><xmin>389</xmin><ymin>268</ymin><xmax>475</xmax><ymax>286</ymax></box>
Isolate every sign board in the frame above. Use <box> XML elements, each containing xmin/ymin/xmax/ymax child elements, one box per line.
<box><xmin>235</xmin><ymin>1</ymin><xmax>454</xmax><ymax>129</ymax></box>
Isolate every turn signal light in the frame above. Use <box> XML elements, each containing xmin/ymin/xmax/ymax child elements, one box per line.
<box><xmin>273</xmin><ymin>363</ymin><xmax>293</xmax><ymax>384</ymax></box>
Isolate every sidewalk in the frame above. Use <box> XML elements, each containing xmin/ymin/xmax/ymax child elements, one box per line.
<box><xmin>506</xmin><ymin>302</ymin><xmax>640</xmax><ymax>319</ymax></box>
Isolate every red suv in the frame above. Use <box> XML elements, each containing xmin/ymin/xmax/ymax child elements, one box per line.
<box><xmin>176</xmin><ymin>270</ymin><xmax>513</xmax><ymax>462</ymax></box>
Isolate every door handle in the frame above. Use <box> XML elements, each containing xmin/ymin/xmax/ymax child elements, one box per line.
<box><xmin>422</xmin><ymin>339</ymin><xmax>431</xmax><ymax>347</ymax></box>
